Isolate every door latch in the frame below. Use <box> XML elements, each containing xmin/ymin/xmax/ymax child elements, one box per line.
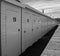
<box><xmin>18</xmin><ymin>29</ymin><xmax>20</xmax><ymax>31</ymax></box>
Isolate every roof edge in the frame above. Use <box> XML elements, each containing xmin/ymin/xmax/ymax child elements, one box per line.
<box><xmin>2</xmin><ymin>0</ymin><xmax>54</xmax><ymax>20</ymax></box>
<box><xmin>3</xmin><ymin>0</ymin><xmax>26</xmax><ymax>8</ymax></box>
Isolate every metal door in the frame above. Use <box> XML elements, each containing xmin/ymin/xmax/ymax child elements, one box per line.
<box><xmin>6</xmin><ymin>10</ymin><xmax>21</xmax><ymax>56</ymax></box>
<box><xmin>22</xmin><ymin>9</ymin><xmax>33</xmax><ymax>52</ymax></box>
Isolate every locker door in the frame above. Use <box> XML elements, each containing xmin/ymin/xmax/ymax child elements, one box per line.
<box><xmin>32</xmin><ymin>14</ymin><xmax>38</xmax><ymax>40</ymax></box>
<box><xmin>22</xmin><ymin>9</ymin><xmax>32</xmax><ymax>52</ymax></box>
<box><xmin>6</xmin><ymin>10</ymin><xmax>21</xmax><ymax>56</ymax></box>
<box><xmin>36</xmin><ymin>16</ymin><xmax>42</xmax><ymax>39</ymax></box>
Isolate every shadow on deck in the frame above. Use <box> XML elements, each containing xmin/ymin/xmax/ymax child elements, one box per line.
<box><xmin>19</xmin><ymin>25</ymin><xmax>59</xmax><ymax>56</ymax></box>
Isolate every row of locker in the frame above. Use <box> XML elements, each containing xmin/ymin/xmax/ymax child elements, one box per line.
<box><xmin>22</xmin><ymin>8</ymin><xmax>58</xmax><ymax>52</ymax></box>
<box><xmin>1</xmin><ymin>1</ymin><xmax>58</xmax><ymax>56</ymax></box>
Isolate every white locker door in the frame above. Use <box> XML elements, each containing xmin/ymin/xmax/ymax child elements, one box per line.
<box><xmin>6</xmin><ymin>10</ymin><xmax>21</xmax><ymax>56</ymax></box>
<box><xmin>22</xmin><ymin>9</ymin><xmax>32</xmax><ymax>52</ymax></box>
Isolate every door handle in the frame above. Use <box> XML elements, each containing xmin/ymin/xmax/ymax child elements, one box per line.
<box><xmin>18</xmin><ymin>29</ymin><xmax>20</xmax><ymax>31</ymax></box>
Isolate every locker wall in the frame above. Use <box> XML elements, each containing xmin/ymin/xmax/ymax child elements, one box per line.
<box><xmin>1</xmin><ymin>2</ymin><xmax>22</xmax><ymax>56</ymax></box>
<box><xmin>1</xmin><ymin>1</ymin><xmax>58</xmax><ymax>56</ymax></box>
<box><xmin>22</xmin><ymin>8</ymin><xmax>58</xmax><ymax>52</ymax></box>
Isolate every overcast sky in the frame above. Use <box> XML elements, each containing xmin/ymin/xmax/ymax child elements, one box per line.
<box><xmin>19</xmin><ymin>0</ymin><xmax>60</xmax><ymax>18</ymax></box>
<box><xmin>20</xmin><ymin>0</ymin><xmax>60</xmax><ymax>10</ymax></box>
<box><xmin>19</xmin><ymin>0</ymin><xmax>60</xmax><ymax>14</ymax></box>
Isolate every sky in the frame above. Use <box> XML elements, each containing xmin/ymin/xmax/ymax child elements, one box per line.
<box><xmin>20</xmin><ymin>0</ymin><xmax>60</xmax><ymax>12</ymax></box>
<box><xmin>19</xmin><ymin>0</ymin><xmax>60</xmax><ymax>18</ymax></box>
<box><xmin>20</xmin><ymin>0</ymin><xmax>60</xmax><ymax>8</ymax></box>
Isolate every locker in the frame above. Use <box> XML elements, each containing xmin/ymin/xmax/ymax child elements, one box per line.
<box><xmin>22</xmin><ymin>8</ymin><xmax>32</xmax><ymax>24</ymax></box>
<box><xmin>22</xmin><ymin>24</ymin><xmax>33</xmax><ymax>52</ymax></box>
<box><xmin>31</xmin><ymin>14</ymin><xmax>38</xmax><ymax>41</ymax></box>
<box><xmin>39</xmin><ymin>16</ymin><xmax>48</xmax><ymax>35</ymax></box>
<box><xmin>38</xmin><ymin>16</ymin><xmax>43</xmax><ymax>37</ymax></box>
<box><xmin>5</xmin><ymin>6</ymin><xmax>21</xmax><ymax>56</ymax></box>
<box><xmin>47</xmin><ymin>19</ymin><xmax>56</xmax><ymax>29</ymax></box>
<box><xmin>22</xmin><ymin>8</ymin><xmax>33</xmax><ymax>52</ymax></box>
<box><xmin>35</xmin><ymin>16</ymin><xmax>42</xmax><ymax>39</ymax></box>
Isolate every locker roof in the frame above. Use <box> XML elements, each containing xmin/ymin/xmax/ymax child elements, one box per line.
<box><xmin>2</xmin><ymin>0</ymin><xmax>57</xmax><ymax>20</ymax></box>
<box><xmin>3</xmin><ymin>0</ymin><xmax>26</xmax><ymax>8</ymax></box>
